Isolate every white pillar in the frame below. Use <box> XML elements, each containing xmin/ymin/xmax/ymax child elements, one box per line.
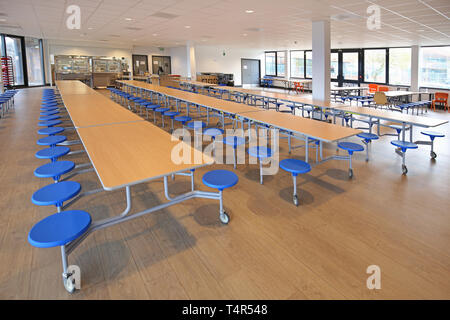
<box><xmin>186</xmin><ymin>42</ymin><xmax>196</xmax><ymax>80</ymax></box>
<box><xmin>411</xmin><ymin>45</ymin><xmax>419</xmax><ymax>91</ymax></box>
<box><xmin>312</xmin><ymin>20</ymin><xmax>331</xmax><ymax>101</ymax></box>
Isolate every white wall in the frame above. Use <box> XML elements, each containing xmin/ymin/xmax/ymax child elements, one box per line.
<box><xmin>169</xmin><ymin>46</ymin><xmax>188</xmax><ymax>77</ymax></box>
<box><xmin>194</xmin><ymin>45</ymin><xmax>265</xmax><ymax>86</ymax></box>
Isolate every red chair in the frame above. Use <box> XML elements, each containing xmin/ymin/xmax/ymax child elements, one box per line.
<box><xmin>431</xmin><ymin>92</ymin><xmax>449</xmax><ymax>112</ymax></box>
<box><xmin>293</xmin><ymin>82</ymin><xmax>304</xmax><ymax>94</ymax></box>
<box><xmin>368</xmin><ymin>83</ymin><xmax>378</xmax><ymax>93</ymax></box>
<box><xmin>377</xmin><ymin>86</ymin><xmax>389</xmax><ymax>92</ymax></box>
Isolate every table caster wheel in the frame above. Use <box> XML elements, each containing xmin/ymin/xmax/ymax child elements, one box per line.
<box><xmin>64</xmin><ymin>277</ymin><xmax>75</xmax><ymax>293</ymax></box>
<box><xmin>402</xmin><ymin>165</ymin><xmax>408</xmax><ymax>175</ymax></box>
<box><xmin>220</xmin><ymin>212</ymin><xmax>230</xmax><ymax>224</ymax></box>
<box><xmin>349</xmin><ymin>169</ymin><xmax>353</xmax><ymax>178</ymax></box>
<box><xmin>430</xmin><ymin>151</ymin><xmax>437</xmax><ymax>159</ymax></box>
<box><xmin>293</xmin><ymin>194</ymin><xmax>299</xmax><ymax>206</ymax></box>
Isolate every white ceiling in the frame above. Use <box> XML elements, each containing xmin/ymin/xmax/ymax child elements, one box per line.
<box><xmin>0</xmin><ymin>0</ymin><xmax>448</xmax><ymax>49</ymax></box>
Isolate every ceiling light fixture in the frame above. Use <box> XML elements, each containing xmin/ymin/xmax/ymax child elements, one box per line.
<box><xmin>152</xmin><ymin>33</ymin><xmax>158</xmax><ymax>36</ymax></box>
<box><xmin>0</xmin><ymin>18</ymin><xmax>6</xmax><ymax>22</ymax></box>
<box><xmin>245</xmin><ymin>10</ymin><xmax>254</xmax><ymax>14</ymax></box>
<box><xmin>185</xmin><ymin>25</ymin><xmax>191</xmax><ymax>28</ymax></box>
<box><xmin>242</xmin><ymin>33</ymin><xmax>248</xmax><ymax>36</ymax></box>
<box><xmin>88</xmin><ymin>27</ymin><xmax>93</xmax><ymax>30</ymax></box>
<box><xmin>125</xmin><ymin>17</ymin><xmax>133</xmax><ymax>21</ymax></box>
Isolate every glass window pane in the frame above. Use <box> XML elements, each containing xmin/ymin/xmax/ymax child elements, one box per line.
<box><xmin>265</xmin><ymin>52</ymin><xmax>276</xmax><ymax>76</ymax></box>
<box><xmin>290</xmin><ymin>51</ymin><xmax>304</xmax><ymax>78</ymax></box>
<box><xmin>420</xmin><ymin>46</ymin><xmax>450</xmax><ymax>89</ymax></box>
<box><xmin>305</xmin><ymin>51</ymin><xmax>312</xmax><ymax>78</ymax></box>
<box><xmin>5</xmin><ymin>36</ymin><xmax>25</xmax><ymax>86</ymax></box>
<box><xmin>389</xmin><ymin>48</ymin><xmax>411</xmax><ymax>85</ymax></box>
<box><xmin>277</xmin><ymin>51</ymin><xmax>286</xmax><ymax>77</ymax></box>
<box><xmin>25</xmin><ymin>37</ymin><xmax>44</xmax><ymax>86</ymax></box>
<box><xmin>364</xmin><ymin>49</ymin><xmax>386</xmax><ymax>83</ymax></box>
<box><xmin>343</xmin><ymin>52</ymin><xmax>359</xmax><ymax>80</ymax></box>
<box><xmin>330</xmin><ymin>52</ymin><xmax>338</xmax><ymax>79</ymax></box>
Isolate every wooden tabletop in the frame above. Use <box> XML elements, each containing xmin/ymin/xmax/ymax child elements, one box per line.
<box><xmin>56</xmin><ymin>80</ymin><xmax>97</xmax><ymax>95</ymax></box>
<box><xmin>243</xmin><ymin>110</ymin><xmax>362</xmax><ymax>142</ymax></box>
<box><xmin>333</xmin><ymin>106</ymin><xmax>448</xmax><ymax>128</ymax></box>
<box><xmin>118</xmin><ymin>80</ymin><xmax>260</xmax><ymax>115</ymax></box>
<box><xmin>60</xmin><ymin>93</ymin><xmax>143</xmax><ymax>128</ymax></box>
<box><xmin>178</xmin><ymin>80</ymin><xmax>216</xmax><ymax>87</ymax></box>
<box><xmin>77</xmin><ymin>121</ymin><xmax>213</xmax><ymax>190</ymax></box>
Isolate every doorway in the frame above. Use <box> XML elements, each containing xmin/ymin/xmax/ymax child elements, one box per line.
<box><xmin>241</xmin><ymin>58</ymin><xmax>260</xmax><ymax>86</ymax></box>
<box><xmin>331</xmin><ymin>49</ymin><xmax>362</xmax><ymax>86</ymax></box>
<box><xmin>132</xmin><ymin>54</ymin><xmax>148</xmax><ymax>75</ymax></box>
<box><xmin>152</xmin><ymin>56</ymin><xmax>171</xmax><ymax>75</ymax></box>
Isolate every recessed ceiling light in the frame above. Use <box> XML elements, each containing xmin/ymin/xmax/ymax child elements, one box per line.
<box><xmin>125</xmin><ymin>17</ymin><xmax>133</xmax><ymax>21</ymax></box>
<box><xmin>242</xmin><ymin>33</ymin><xmax>248</xmax><ymax>36</ymax></box>
<box><xmin>152</xmin><ymin>33</ymin><xmax>158</xmax><ymax>36</ymax></box>
<box><xmin>88</xmin><ymin>27</ymin><xmax>93</xmax><ymax>30</ymax></box>
<box><xmin>0</xmin><ymin>18</ymin><xmax>6</xmax><ymax>22</ymax></box>
<box><xmin>245</xmin><ymin>10</ymin><xmax>254</xmax><ymax>14</ymax></box>
<box><xmin>184</xmin><ymin>25</ymin><xmax>191</xmax><ymax>28</ymax></box>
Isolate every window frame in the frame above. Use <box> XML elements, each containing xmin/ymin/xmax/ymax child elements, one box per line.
<box><xmin>362</xmin><ymin>48</ymin><xmax>388</xmax><ymax>85</ymax></box>
<box><xmin>264</xmin><ymin>51</ymin><xmax>277</xmax><ymax>77</ymax></box>
<box><xmin>419</xmin><ymin>45</ymin><xmax>450</xmax><ymax>90</ymax></box>
<box><xmin>289</xmin><ymin>50</ymin><xmax>305</xmax><ymax>79</ymax></box>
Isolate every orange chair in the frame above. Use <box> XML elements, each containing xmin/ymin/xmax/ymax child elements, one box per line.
<box><xmin>368</xmin><ymin>83</ymin><xmax>378</xmax><ymax>93</ymax></box>
<box><xmin>293</xmin><ymin>81</ymin><xmax>304</xmax><ymax>94</ymax></box>
<box><xmin>431</xmin><ymin>92</ymin><xmax>449</xmax><ymax>112</ymax></box>
<box><xmin>377</xmin><ymin>86</ymin><xmax>389</xmax><ymax>92</ymax></box>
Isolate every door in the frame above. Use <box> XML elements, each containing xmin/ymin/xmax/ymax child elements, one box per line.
<box><xmin>241</xmin><ymin>59</ymin><xmax>260</xmax><ymax>86</ymax></box>
<box><xmin>332</xmin><ymin>49</ymin><xmax>361</xmax><ymax>86</ymax></box>
<box><xmin>132</xmin><ymin>54</ymin><xmax>148</xmax><ymax>75</ymax></box>
<box><xmin>3</xmin><ymin>35</ymin><xmax>27</xmax><ymax>86</ymax></box>
<box><xmin>152</xmin><ymin>56</ymin><xmax>171</xmax><ymax>75</ymax></box>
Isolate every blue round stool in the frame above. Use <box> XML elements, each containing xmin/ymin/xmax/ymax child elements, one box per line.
<box><xmin>28</xmin><ymin>210</ymin><xmax>91</xmax><ymax>248</ymax></box>
<box><xmin>247</xmin><ymin>146</ymin><xmax>273</xmax><ymax>184</ymax></box>
<box><xmin>202</xmin><ymin>169</ymin><xmax>239</xmax><ymax>224</ymax></box>
<box><xmin>174</xmin><ymin>116</ymin><xmax>192</xmax><ymax>127</ymax></box>
<box><xmin>357</xmin><ymin>132</ymin><xmax>379</xmax><ymax>161</ymax></box>
<box><xmin>34</xmin><ymin>161</ymin><xmax>75</xmax><ymax>182</ymax></box>
<box><xmin>337</xmin><ymin>141</ymin><xmax>364</xmax><ymax>178</ymax></box>
<box><xmin>39</xmin><ymin>115</ymin><xmax>60</xmax><ymax>121</ymax></box>
<box><xmin>391</xmin><ymin>140</ymin><xmax>418</xmax><ymax>174</ymax></box>
<box><xmin>36</xmin><ymin>146</ymin><xmax>70</xmax><ymax>162</ymax></box>
<box><xmin>37</xmin><ymin>135</ymin><xmax>67</xmax><ymax>147</ymax></box>
<box><xmin>142</xmin><ymin>103</ymin><xmax>158</xmax><ymax>120</ymax></box>
<box><xmin>38</xmin><ymin>127</ymin><xmax>64</xmax><ymax>136</ymax></box>
<box><xmin>146</xmin><ymin>104</ymin><xmax>161</xmax><ymax>122</ymax></box>
<box><xmin>155</xmin><ymin>107</ymin><xmax>170</xmax><ymax>127</ymax></box>
<box><xmin>31</xmin><ymin>181</ymin><xmax>81</xmax><ymax>210</ymax></box>
<box><xmin>164</xmin><ymin>111</ymin><xmax>180</xmax><ymax>131</ymax></box>
<box><xmin>420</xmin><ymin>131</ymin><xmax>444</xmax><ymax>159</ymax></box>
<box><xmin>39</xmin><ymin>120</ymin><xmax>62</xmax><ymax>127</ymax></box>
<box><xmin>40</xmin><ymin>110</ymin><xmax>59</xmax><ymax>116</ymax></box>
<box><xmin>280</xmin><ymin>159</ymin><xmax>311</xmax><ymax>206</ymax></box>
<box><xmin>186</xmin><ymin>121</ymin><xmax>206</xmax><ymax>131</ymax></box>
<box><xmin>203</xmin><ymin>128</ymin><xmax>224</xmax><ymax>157</ymax></box>
<box><xmin>223</xmin><ymin>136</ymin><xmax>246</xmax><ymax>169</ymax></box>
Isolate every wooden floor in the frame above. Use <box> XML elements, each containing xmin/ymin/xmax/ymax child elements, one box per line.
<box><xmin>1</xmin><ymin>87</ymin><xmax>449</xmax><ymax>299</ymax></box>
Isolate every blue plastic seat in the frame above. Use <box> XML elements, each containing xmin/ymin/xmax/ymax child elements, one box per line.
<box><xmin>164</xmin><ymin>111</ymin><xmax>181</xmax><ymax>130</ymax></box>
<box><xmin>174</xmin><ymin>116</ymin><xmax>192</xmax><ymax>125</ymax></box>
<box><xmin>338</xmin><ymin>142</ymin><xmax>364</xmax><ymax>155</ymax></box>
<box><xmin>202</xmin><ymin>170</ymin><xmax>239</xmax><ymax>191</ymax></box>
<box><xmin>38</xmin><ymin>127</ymin><xmax>64</xmax><ymax>136</ymax></box>
<box><xmin>39</xmin><ymin>115</ymin><xmax>60</xmax><ymax>121</ymax></box>
<box><xmin>39</xmin><ymin>120</ymin><xmax>62</xmax><ymax>127</ymax></box>
<box><xmin>203</xmin><ymin>128</ymin><xmax>224</xmax><ymax>139</ymax></box>
<box><xmin>40</xmin><ymin>110</ymin><xmax>59</xmax><ymax>116</ymax></box>
<box><xmin>421</xmin><ymin>130</ymin><xmax>444</xmax><ymax>140</ymax></box>
<box><xmin>34</xmin><ymin>161</ymin><xmax>75</xmax><ymax>182</ymax></box>
<box><xmin>390</xmin><ymin>140</ymin><xmax>418</xmax><ymax>174</ymax></box>
<box><xmin>187</xmin><ymin>121</ymin><xmax>206</xmax><ymax>130</ymax></box>
<box><xmin>248</xmin><ymin>146</ymin><xmax>273</xmax><ymax>184</ymax></box>
<box><xmin>223</xmin><ymin>136</ymin><xmax>246</xmax><ymax>169</ymax></box>
<box><xmin>37</xmin><ymin>135</ymin><xmax>67</xmax><ymax>146</ymax></box>
<box><xmin>31</xmin><ymin>181</ymin><xmax>81</xmax><ymax>207</ymax></box>
<box><xmin>28</xmin><ymin>210</ymin><xmax>92</xmax><ymax>248</ymax></box>
<box><xmin>41</xmin><ymin>106</ymin><xmax>59</xmax><ymax>111</ymax></box>
<box><xmin>279</xmin><ymin>159</ymin><xmax>311</xmax><ymax>206</ymax></box>
<box><xmin>35</xmin><ymin>146</ymin><xmax>70</xmax><ymax>162</ymax></box>
<box><xmin>357</xmin><ymin>132</ymin><xmax>379</xmax><ymax>161</ymax></box>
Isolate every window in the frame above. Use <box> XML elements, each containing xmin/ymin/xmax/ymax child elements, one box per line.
<box><xmin>277</xmin><ymin>51</ymin><xmax>286</xmax><ymax>77</ymax></box>
<box><xmin>420</xmin><ymin>46</ymin><xmax>450</xmax><ymax>89</ymax></box>
<box><xmin>330</xmin><ymin>52</ymin><xmax>338</xmax><ymax>79</ymax></box>
<box><xmin>5</xmin><ymin>36</ymin><xmax>25</xmax><ymax>86</ymax></box>
<box><xmin>389</xmin><ymin>48</ymin><xmax>411</xmax><ymax>86</ymax></box>
<box><xmin>305</xmin><ymin>51</ymin><xmax>312</xmax><ymax>78</ymax></box>
<box><xmin>364</xmin><ymin>49</ymin><xmax>386</xmax><ymax>83</ymax></box>
<box><xmin>342</xmin><ymin>52</ymin><xmax>359</xmax><ymax>80</ymax></box>
<box><xmin>25</xmin><ymin>37</ymin><xmax>45</xmax><ymax>86</ymax></box>
<box><xmin>265</xmin><ymin>52</ymin><xmax>276</xmax><ymax>76</ymax></box>
<box><xmin>290</xmin><ymin>50</ymin><xmax>304</xmax><ymax>78</ymax></box>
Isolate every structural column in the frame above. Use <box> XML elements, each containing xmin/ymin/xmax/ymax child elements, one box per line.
<box><xmin>410</xmin><ymin>45</ymin><xmax>420</xmax><ymax>92</ymax></box>
<box><xmin>312</xmin><ymin>20</ymin><xmax>331</xmax><ymax>101</ymax></box>
<box><xmin>186</xmin><ymin>41</ymin><xmax>197</xmax><ymax>80</ymax></box>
